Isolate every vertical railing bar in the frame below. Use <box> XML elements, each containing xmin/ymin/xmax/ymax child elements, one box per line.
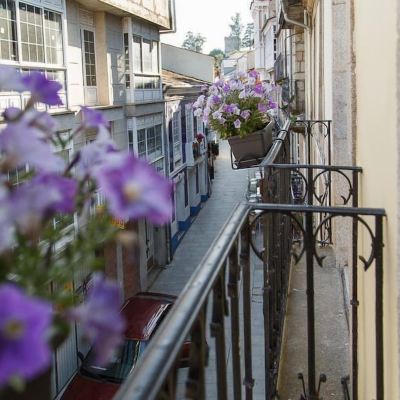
<box><xmin>351</xmin><ymin>170</ymin><xmax>359</xmax><ymax>400</ymax></box>
<box><xmin>211</xmin><ymin>268</ymin><xmax>228</xmax><ymax>400</ymax></box>
<box><xmin>240</xmin><ymin>222</ymin><xmax>254</xmax><ymax>400</ymax></box>
<box><xmin>305</xmin><ymin>210</ymin><xmax>317</xmax><ymax>398</ymax></box>
<box><xmin>185</xmin><ymin>303</ymin><xmax>208</xmax><ymax>400</ymax></box>
<box><xmin>375</xmin><ymin>216</ymin><xmax>384</xmax><ymax>400</ymax></box>
<box><xmin>228</xmin><ymin>242</ymin><xmax>242</xmax><ymax>400</ymax></box>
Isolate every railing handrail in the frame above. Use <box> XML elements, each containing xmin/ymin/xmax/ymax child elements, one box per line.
<box><xmin>271</xmin><ymin>164</ymin><xmax>363</xmax><ymax>172</ymax></box>
<box><xmin>259</xmin><ymin>128</ymin><xmax>288</xmax><ymax>167</ymax></box>
<box><xmin>114</xmin><ymin>202</ymin><xmax>250</xmax><ymax>400</ymax></box>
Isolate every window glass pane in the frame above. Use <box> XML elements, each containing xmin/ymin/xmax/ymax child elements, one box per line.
<box><xmin>142</xmin><ymin>39</ymin><xmax>151</xmax><ymax>72</ymax></box>
<box><xmin>83</xmin><ymin>30</ymin><xmax>96</xmax><ymax>87</ymax></box>
<box><xmin>132</xmin><ymin>35</ymin><xmax>141</xmax><ymax>72</ymax></box>
<box><xmin>154</xmin><ymin>124</ymin><xmax>162</xmax><ymax>158</ymax></box>
<box><xmin>128</xmin><ymin>129</ymin><xmax>133</xmax><ymax>152</ymax></box>
<box><xmin>134</xmin><ymin>76</ymin><xmax>143</xmax><ymax>89</ymax></box>
<box><xmin>19</xmin><ymin>2</ymin><xmax>43</xmax><ymax>62</ymax></box>
<box><xmin>147</xmin><ymin>126</ymin><xmax>156</xmax><ymax>160</ymax></box>
<box><xmin>124</xmin><ymin>33</ymin><xmax>130</xmax><ymax>88</ymax></box>
<box><xmin>137</xmin><ymin>128</ymin><xmax>146</xmax><ymax>158</ymax></box>
<box><xmin>172</xmin><ymin>111</ymin><xmax>181</xmax><ymax>162</ymax></box>
<box><xmin>0</xmin><ymin>0</ymin><xmax>17</xmax><ymax>61</ymax></box>
<box><xmin>44</xmin><ymin>10</ymin><xmax>63</xmax><ymax>65</ymax></box>
<box><xmin>151</xmin><ymin>41</ymin><xmax>158</xmax><ymax>73</ymax></box>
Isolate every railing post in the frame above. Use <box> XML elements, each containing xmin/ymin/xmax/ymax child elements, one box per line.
<box><xmin>375</xmin><ymin>216</ymin><xmax>384</xmax><ymax>400</ymax></box>
<box><xmin>305</xmin><ymin>210</ymin><xmax>317</xmax><ymax>399</ymax></box>
<box><xmin>228</xmin><ymin>242</ymin><xmax>242</xmax><ymax>400</ymax></box>
<box><xmin>240</xmin><ymin>223</ymin><xmax>254</xmax><ymax>400</ymax></box>
<box><xmin>210</xmin><ymin>270</ymin><xmax>228</xmax><ymax>400</ymax></box>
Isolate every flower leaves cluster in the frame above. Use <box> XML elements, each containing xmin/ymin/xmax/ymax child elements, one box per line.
<box><xmin>193</xmin><ymin>70</ymin><xmax>277</xmax><ymax>139</ymax></box>
<box><xmin>0</xmin><ymin>67</ymin><xmax>173</xmax><ymax>390</ymax></box>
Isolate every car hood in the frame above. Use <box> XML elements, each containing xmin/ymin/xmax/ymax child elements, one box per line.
<box><xmin>61</xmin><ymin>374</ymin><xmax>120</xmax><ymax>400</ymax></box>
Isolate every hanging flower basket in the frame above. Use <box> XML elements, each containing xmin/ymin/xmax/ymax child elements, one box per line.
<box><xmin>193</xmin><ymin>70</ymin><xmax>277</xmax><ymax>169</ymax></box>
<box><xmin>228</xmin><ymin>121</ymin><xmax>274</xmax><ymax>168</ymax></box>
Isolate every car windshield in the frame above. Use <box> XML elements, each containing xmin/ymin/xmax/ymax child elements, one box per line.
<box><xmin>80</xmin><ymin>339</ymin><xmax>148</xmax><ymax>383</ymax></box>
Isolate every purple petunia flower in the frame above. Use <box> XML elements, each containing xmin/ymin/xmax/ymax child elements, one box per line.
<box><xmin>234</xmin><ymin>119</ymin><xmax>241</xmax><ymax>129</ymax></box>
<box><xmin>248</xmin><ymin>70</ymin><xmax>259</xmax><ymax>79</ymax></box>
<box><xmin>0</xmin><ymin>121</ymin><xmax>65</xmax><ymax>173</ymax></box>
<box><xmin>67</xmin><ymin>274</ymin><xmax>125</xmax><ymax>366</ymax></box>
<box><xmin>240</xmin><ymin>110</ymin><xmax>251</xmax><ymax>120</ymax></box>
<box><xmin>268</xmin><ymin>100</ymin><xmax>278</xmax><ymax>109</ymax></box>
<box><xmin>223</xmin><ymin>104</ymin><xmax>236</xmax><ymax>114</ymax></box>
<box><xmin>80</xmin><ymin>106</ymin><xmax>111</xmax><ymax>141</ymax></box>
<box><xmin>12</xmin><ymin>173</ymin><xmax>77</xmax><ymax>233</ymax></box>
<box><xmin>258</xmin><ymin>102</ymin><xmax>269</xmax><ymax>113</ymax></box>
<box><xmin>94</xmin><ymin>153</ymin><xmax>173</xmax><ymax>224</ymax></box>
<box><xmin>0</xmin><ymin>284</ymin><xmax>52</xmax><ymax>387</ymax></box>
<box><xmin>253</xmin><ymin>83</ymin><xmax>264</xmax><ymax>96</ymax></box>
<box><xmin>76</xmin><ymin>139</ymin><xmax>119</xmax><ymax>179</ymax></box>
<box><xmin>21</xmin><ymin>72</ymin><xmax>63</xmax><ymax>106</ymax></box>
<box><xmin>211</xmin><ymin>95</ymin><xmax>221</xmax><ymax>105</ymax></box>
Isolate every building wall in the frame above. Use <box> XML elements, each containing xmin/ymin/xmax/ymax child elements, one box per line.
<box><xmin>353</xmin><ymin>0</ymin><xmax>399</xmax><ymax>397</ymax></box>
<box><xmin>161</xmin><ymin>43</ymin><xmax>214</xmax><ymax>83</ymax></box>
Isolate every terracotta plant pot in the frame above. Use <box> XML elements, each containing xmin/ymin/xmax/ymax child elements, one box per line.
<box><xmin>228</xmin><ymin>121</ymin><xmax>274</xmax><ymax>168</ymax></box>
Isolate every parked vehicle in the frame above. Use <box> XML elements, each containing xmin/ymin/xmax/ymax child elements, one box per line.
<box><xmin>60</xmin><ymin>292</ymin><xmax>187</xmax><ymax>400</ymax></box>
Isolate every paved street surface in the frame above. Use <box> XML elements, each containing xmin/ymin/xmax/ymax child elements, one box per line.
<box><xmin>149</xmin><ymin>140</ymin><xmax>248</xmax><ymax>294</ymax></box>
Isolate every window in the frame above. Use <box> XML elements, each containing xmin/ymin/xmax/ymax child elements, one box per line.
<box><xmin>0</xmin><ymin>0</ymin><xmax>18</xmax><ymax>61</ymax></box>
<box><xmin>128</xmin><ymin>129</ymin><xmax>134</xmax><ymax>152</ymax></box>
<box><xmin>83</xmin><ymin>29</ymin><xmax>96</xmax><ymax>87</ymax></box>
<box><xmin>172</xmin><ymin>110</ymin><xmax>181</xmax><ymax>164</ymax></box>
<box><xmin>136</xmin><ymin>124</ymin><xmax>163</xmax><ymax>162</ymax></box>
<box><xmin>185</xmin><ymin>106</ymin><xmax>194</xmax><ymax>142</ymax></box>
<box><xmin>19</xmin><ymin>3</ymin><xmax>43</xmax><ymax>62</ymax></box>
<box><xmin>142</xmin><ymin>38</ymin><xmax>151</xmax><ymax>72</ymax></box>
<box><xmin>137</xmin><ymin>128</ymin><xmax>146</xmax><ymax>158</ymax></box>
<box><xmin>124</xmin><ymin>33</ymin><xmax>130</xmax><ymax>88</ymax></box>
<box><xmin>44</xmin><ymin>10</ymin><xmax>63</xmax><ymax>65</ymax></box>
<box><xmin>132</xmin><ymin>35</ymin><xmax>141</xmax><ymax>72</ymax></box>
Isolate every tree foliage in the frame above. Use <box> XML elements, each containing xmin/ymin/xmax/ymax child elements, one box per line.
<box><xmin>229</xmin><ymin>13</ymin><xmax>244</xmax><ymax>44</ymax></box>
<box><xmin>242</xmin><ymin>23</ymin><xmax>254</xmax><ymax>48</ymax></box>
<box><xmin>182</xmin><ymin>31</ymin><xmax>206</xmax><ymax>53</ymax></box>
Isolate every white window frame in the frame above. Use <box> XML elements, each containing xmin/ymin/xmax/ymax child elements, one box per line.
<box><xmin>81</xmin><ymin>27</ymin><xmax>97</xmax><ymax>105</ymax></box>
<box><xmin>0</xmin><ymin>0</ymin><xmax>67</xmax><ymax>111</ymax></box>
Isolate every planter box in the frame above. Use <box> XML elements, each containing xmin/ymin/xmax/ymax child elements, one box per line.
<box><xmin>228</xmin><ymin>121</ymin><xmax>274</xmax><ymax>168</ymax></box>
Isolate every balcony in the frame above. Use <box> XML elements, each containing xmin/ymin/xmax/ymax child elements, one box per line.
<box><xmin>114</xmin><ymin>121</ymin><xmax>385</xmax><ymax>400</ymax></box>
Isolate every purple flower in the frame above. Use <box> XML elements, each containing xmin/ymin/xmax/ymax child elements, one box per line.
<box><xmin>94</xmin><ymin>153</ymin><xmax>173</xmax><ymax>224</ymax></box>
<box><xmin>211</xmin><ymin>95</ymin><xmax>221</xmax><ymax>105</ymax></box>
<box><xmin>240</xmin><ymin>110</ymin><xmax>251</xmax><ymax>120</ymax></box>
<box><xmin>68</xmin><ymin>274</ymin><xmax>125</xmax><ymax>366</ymax></box>
<box><xmin>253</xmin><ymin>84</ymin><xmax>263</xmax><ymax>96</ymax></box>
<box><xmin>223</xmin><ymin>83</ymin><xmax>230</xmax><ymax>93</ymax></box>
<box><xmin>193</xmin><ymin>108</ymin><xmax>203</xmax><ymax>117</ymax></box>
<box><xmin>224</xmin><ymin>104</ymin><xmax>236</xmax><ymax>114</ymax></box>
<box><xmin>21</xmin><ymin>72</ymin><xmax>63</xmax><ymax>106</ymax></box>
<box><xmin>258</xmin><ymin>102</ymin><xmax>269</xmax><ymax>113</ymax></box>
<box><xmin>248</xmin><ymin>70</ymin><xmax>259</xmax><ymax>79</ymax></box>
<box><xmin>80</xmin><ymin>106</ymin><xmax>110</xmax><ymax>141</ymax></box>
<box><xmin>0</xmin><ymin>121</ymin><xmax>65</xmax><ymax>172</ymax></box>
<box><xmin>4</xmin><ymin>108</ymin><xmax>58</xmax><ymax>140</ymax></box>
<box><xmin>12</xmin><ymin>173</ymin><xmax>77</xmax><ymax>233</ymax></box>
<box><xmin>76</xmin><ymin>139</ymin><xmax>118</xmax><ymax>178</ymax></box>
<box><xmin>234</xmin><ymin>119</ymin><xmax>241</xmax><ymax>129</ymax></box>
<box><xmin>268</xmin><ymin>100</ymin><xmax>278</xmax><ymax>109</ymax></box>
<box><xmin>0</xmin><ymin>284</ymin><xmax>52</xmax><ymax>387</ymax></box>
<box><xmin>0</xmin><ymin>66</ymin><xmax>25</xmax><ymax>92</ymax></box>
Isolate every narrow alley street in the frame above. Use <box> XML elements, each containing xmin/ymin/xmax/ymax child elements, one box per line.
<box><xmin>148</xmin><ymin>140</ymin><xmax>248</xmax><ymax>295</ymax></box>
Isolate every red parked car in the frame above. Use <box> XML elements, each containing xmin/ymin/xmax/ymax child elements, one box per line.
<box><xmin>60</xmin><ymin>292</ymin><xmax>185</xmax><ymax>400</ymax></box>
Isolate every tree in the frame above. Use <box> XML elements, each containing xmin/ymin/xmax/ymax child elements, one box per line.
<box><xmin>242</xmin><ymin>23</ymin><xmax>254</xmax><ymax>48</ymax></box>
<box><xmin>209</xmin><ymin>49</ymin><xmax>225</xmax><ymax>75</ymax></box>
<box><xmin>229</xmin><ymin>13</ymin><xmax>244</xmax><ymax>45</ymax></box>
<box><xmin>182</xmin><ymin>31</ymin><xmax>206</xmax><ymax>53</ymax></box>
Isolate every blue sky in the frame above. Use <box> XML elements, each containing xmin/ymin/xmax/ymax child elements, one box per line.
<box><xmin>162</xmin><ymin>0</ymin><xmax>253</xmax><ymax>54</ymax></box>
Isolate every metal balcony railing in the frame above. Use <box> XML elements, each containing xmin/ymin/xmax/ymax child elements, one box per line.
<box><xmin>114</xmin><ymin>122</ymin><xmax>386</xmax><ymax>400</ymax></box>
